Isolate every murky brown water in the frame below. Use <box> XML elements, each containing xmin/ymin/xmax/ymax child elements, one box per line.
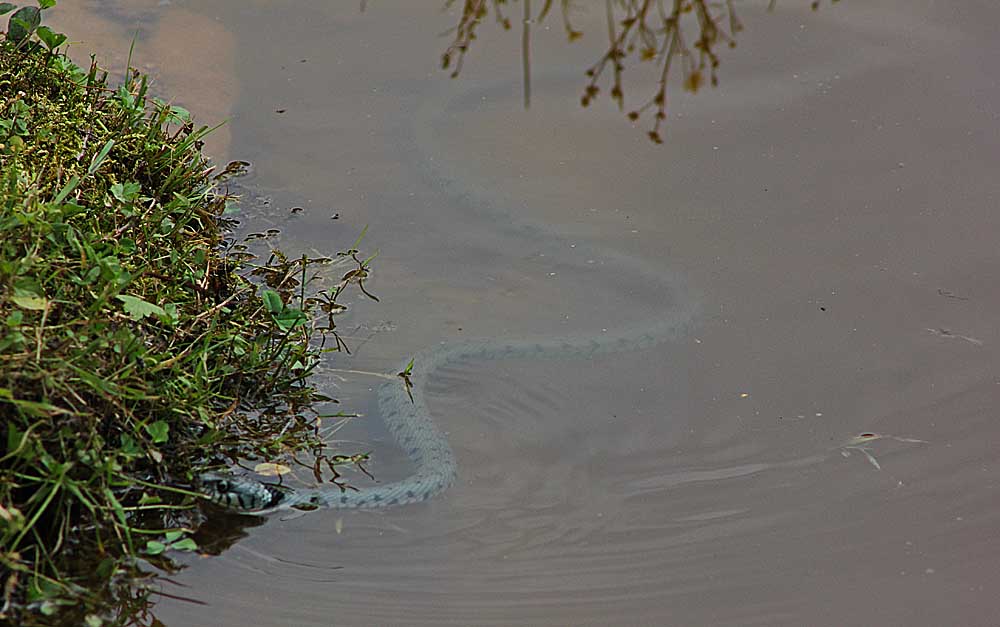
<box><xmin>64</xmin><ymin>1</ymin><xmax>1000</xmax><ymax>625</ymax></box>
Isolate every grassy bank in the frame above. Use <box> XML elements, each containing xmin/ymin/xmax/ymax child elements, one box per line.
<box><xmin>0</xmin><ymin>4</ymin><xmax>366</xmax><ymax>624</ymax></box>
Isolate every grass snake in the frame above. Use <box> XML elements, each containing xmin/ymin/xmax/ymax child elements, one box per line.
<box><xmin>200</xmin><ymin>84</ymin><xmax>699</xmax><ymax>514</ymax></box>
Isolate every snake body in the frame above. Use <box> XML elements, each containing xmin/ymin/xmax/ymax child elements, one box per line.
<box><xmin>201</xmin><ymin>82</ymin><xmax>699</xmax><ymax>514</ymax></box>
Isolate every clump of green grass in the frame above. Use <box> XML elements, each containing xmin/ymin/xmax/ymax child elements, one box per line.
<box><xmin>0</xmin><ymin>4</ymin><xmax>368</xmax><ymax>623</ymax></box>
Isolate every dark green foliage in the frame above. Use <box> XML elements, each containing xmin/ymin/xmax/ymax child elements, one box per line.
<box><xmin>6</xmin><ymin>6</ymin><xmax>39</xmax><ymax>45</ymax></box>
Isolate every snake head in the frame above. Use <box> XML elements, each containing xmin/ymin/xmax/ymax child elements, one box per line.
<box><xmin>198</xmin><ymin>472</ymin><xmax>284</xmax><ymax>512</ymax></box>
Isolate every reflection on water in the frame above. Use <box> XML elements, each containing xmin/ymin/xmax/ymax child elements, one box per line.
<box><xmin>443</xmin><ymin>0</ymin><xmax>755</xmax><ymax>142</ymax></box>
<box><xmin>47</xmin><ymin>0</ymin><xmax>237</xmax><ymax>158</ymax></box>
<box><xmin>73</xmin><ymin>1</ymin><xmax>1000</xmax><ymax>625</ymax></box>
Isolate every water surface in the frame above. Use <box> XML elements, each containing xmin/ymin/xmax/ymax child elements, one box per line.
<box><xmin>69</xmin><ymin>2</ymin><xmax>1000</xmax><ymax>625</ymax></box>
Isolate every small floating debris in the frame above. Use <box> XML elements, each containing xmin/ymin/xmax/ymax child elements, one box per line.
<box><xmin>213</xmin><ymin>159</ymin><xmax>252</xmax><ymax>181</ymax></box>
<box><xmin>925</xmin><ymin>328</ymin><xmax>983</xmax><ymax>346</ymax></box>
<box><xmin>254</xmin><ymin>462</ymin><xmax>292</xmax><ymax>476</ymax></box>
<box><xmin>840</xmin><ymin>432</ymin><xmax>928</xmax><ymax>470</ymax></box>
<box><xmin>937</xmin><ymin>288</ymin><xmax>969</xmax><ymax>301</ymax></box>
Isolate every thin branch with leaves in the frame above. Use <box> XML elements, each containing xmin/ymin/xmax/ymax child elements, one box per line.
<box><xmin>442</xmin><ymin>0</ymin><xmax>839</xmax><ymax>143</ymax></box>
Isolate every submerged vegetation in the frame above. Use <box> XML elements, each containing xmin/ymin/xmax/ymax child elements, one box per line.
<box><xmin>0</xmin><ymin>3</ymin><xmax>371</xmax><ymax>624</ymax></box>
<box><xmin>442</xmin><ymin>0</ymin><xmax>839</xmax><ymax>142</ymax></box>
